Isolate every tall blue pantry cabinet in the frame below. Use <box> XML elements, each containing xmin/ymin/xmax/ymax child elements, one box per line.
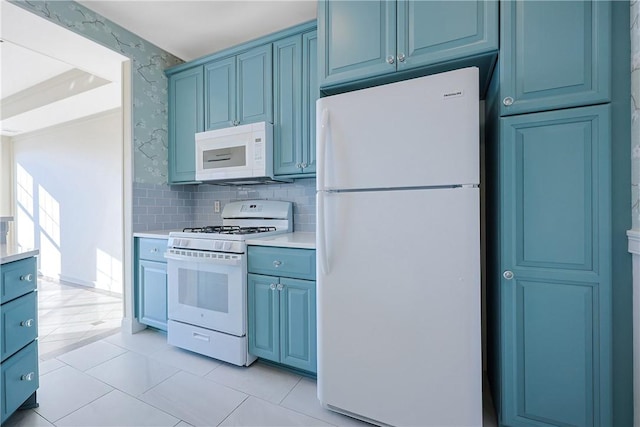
<box><xmin>485</xmin><ymin>1</ymin><xmax>632</xmax><ymax>426</ymax></box>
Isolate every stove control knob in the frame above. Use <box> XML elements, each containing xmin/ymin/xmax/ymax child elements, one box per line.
<box><xmin>223</xmin><ymin>242</ymin><xmax>232</xmax><ymax>251</ymax></box>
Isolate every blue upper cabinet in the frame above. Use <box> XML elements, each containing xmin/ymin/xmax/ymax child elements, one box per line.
<box><xmin>318</xmin><ymin>0</ymin><xmax>497</xmax><ymax>91</ymax></box>
<box><xmin>237</xmin><ymin>45</ymin><xmax>273</xmax><ymax>126</ymax></box>
<box><xmin>498</xmin><ymin>105</ymin><xmax>612</xmax><ymax>426</ymax></box>
<box><xmin>498</xmin><ymin>0</ymin><xmax>611</xmax><ymax>116</ymax></box>
<box><xmin>396</xmin><ymin>0</ymin><xmax>498</xmax><ymax>71</ymax></box>
<box><xmin>274</xmin><ymin>35</ymin><xmax>303</xmax><ymax>176</ymax></box>
<box><xmin>204</xmin><ymin>57</ymin><xmax>236</xmax><ymax>130</ymax></box>
<box><xmin>168</xmin><ymin>66</ymin><xmax>204</xmax><ymax>184</ymax></box>
<box><xmin>204</xmin><ymin>45</ymin><xmax>272</xmax><ymax>131</ymax></box>
<box><xmin>274</xmin><ymin>30</ymin><xmax>318</xmax><ymax>177</ymax></box>
<box><xmin>301</xmin><ymin>30</ymin><xmax>318</xmax><ymax>175</ymax></box>
<box><xmin>318</xmin><ymin>0</ymin><xmax>396</xmax><ymax>87</ymax></box>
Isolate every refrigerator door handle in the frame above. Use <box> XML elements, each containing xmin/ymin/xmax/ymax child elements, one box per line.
<box><xmin>317</xmin><ymin>190</ymin><xmax>329</xmax><ymax>274</ymax></box>
<box><xmin>317</xmin><ymin>108</ymin><xmax>330</xmax><ymax>192</ymax></box>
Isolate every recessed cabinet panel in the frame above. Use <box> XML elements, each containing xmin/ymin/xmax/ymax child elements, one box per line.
<box><xmin>499</xmin><ymin>105</ymin><xmax>612</xmax><ymax>427</ymax></box>
<box><xmin>280</xmin><ymin>278</ymin><xmax>316</xmax><ymax>373</ymax></box>
<box><xmin>302</xmin><ymin>31</ymin><xmax>318</xmax><ymax>174</ymax></box>
<box><xmin>319</xmin><ymin>0</ymin><xmax>396</xmax><ymax>87</ymax></box>
<box><xmin>513</xmin><ymin>120</ymin><xmax>595</xmax><ymax>270</ymax></box>
<box><xmin>138</xmin><ymin>260</ymin><xmax>168</xmax><ymax>331</ymax></box>
<box><xmin>237</xmin><ymin>45</ymin><xmax>273</xmax><ymax>125</ymax></box>
<box><xmin>169</xmin><ymin>66</ymin><xmax>204</xmax><ymax>183</ymax></box>
<box><xmin>274</xmin><ymin>36</ymin><xmax>303</xmax><ymax>176</ymax></box>
<box><xmin>205</xmin><ymin>57</ymin><xmax>236</xmax><ymax>130</ymax></box>
<box><xmin>500</xmin><ymin>0</ymin><xmax>610</xmax><ymax>115</ymax></box>
<box><xmin>397</xmin><ymin>0</ymin><xmax>497</xmax><ymax>70</ymax></box>
<box><xmin>1</xmin><ymin>257</ymin><xmax>37</xmax><ymax>304</ymax></box>
<box><xmin>248</xmin><ymin>274</ymin><xmax>279</xmax><ymax>362</ymax></box>
<box><xmin>1</xmin><ymin>341</ymin><xmax>38</xmax><ymax>422</ymax></box>
<box><xmin>509</xmin><ymin>279</ymin><xmax>595</xmax><ymax>427</ymax></box>
<box><xmin>1</xmin><ymin>292</ymin><xmax>37</xmax><ymax>362</ymax></box>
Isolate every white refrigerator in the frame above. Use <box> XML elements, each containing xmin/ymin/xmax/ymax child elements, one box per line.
<box><xmin>316</xmin><ymin>67</ymin><xmax>482</xmax><ymax>426</ymax></box>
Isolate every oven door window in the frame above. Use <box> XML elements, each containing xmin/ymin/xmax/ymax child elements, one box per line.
<box><xmin>167</xmin><ymin>259</ymin><xmax>245</xmax><ymax>337</ymax></box>
<box><xmin>178</xmin><ymin>270</ymin><xmax>229</xmax><ymax>313</ymax></box>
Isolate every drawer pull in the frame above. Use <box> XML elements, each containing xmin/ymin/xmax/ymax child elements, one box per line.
<box><xmin>273</xmin><ymin>260</ymin><xmax>282</xmax><ymax>268</ymax></box>
<box><xmin>20</xmin><ymin>319</ymin><xmax>34</xmax><ymax>328</ymax></box>
<box><xmin>20</xmin><ymin>274</ymin><xmax>34</xmax><ymax>282</ymax></box>
<box><xmin>150</xmin><ymin>248</ymin><xmax>158</xmax><ymax>253</ymax></box>
<box><xmin>21</xmin><ymin>372</ymin><xmax>35</xmax><ymax>382</ymax></box>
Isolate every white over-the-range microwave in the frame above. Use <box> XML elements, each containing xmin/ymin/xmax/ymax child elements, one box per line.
<box><xmin>195</xmin><ymin>122</ymin><xmax>290</xmax><ymax>184</ymax></box>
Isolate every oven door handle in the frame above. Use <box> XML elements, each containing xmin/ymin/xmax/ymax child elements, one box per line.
<box><xmin>164</xmin><ymin>251</ymin><xmax>243</xmax><ymax>266</ymax></box>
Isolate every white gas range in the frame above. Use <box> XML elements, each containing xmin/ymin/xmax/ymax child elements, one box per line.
<box><xmin>165</xmin><ymin>200</ymin><xmax>293</xmax><ymax>366</ymax></box>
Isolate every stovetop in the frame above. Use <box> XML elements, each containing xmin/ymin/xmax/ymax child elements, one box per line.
<box><xmin>167</xmin><ymin>200</ymin><xmax>293</xmax><ymax>252</ymax></box>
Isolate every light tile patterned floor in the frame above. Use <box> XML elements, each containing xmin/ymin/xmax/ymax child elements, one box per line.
<box><xmin>37</xmin><ymin>277</ymin><xmax>123</xmax><ymax>360</ymax></box>
<box><xmin>4</xmin><ymin>278</ymin><xmax>499</xmax><ymax>426</ymax></box>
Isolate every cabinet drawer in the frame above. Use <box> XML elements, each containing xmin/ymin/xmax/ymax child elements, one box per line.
<box><xmin>1</xmin><ymin>341</ymin><xmax>38</xmax><ymax>423</ymax></box>
<box><xmin>1</xmin><ymin>291</ymin><xmax>38</xmax><ymax>362</ymax></box>
<box><xmin>137</xmin><ymin>238</ymin><xmax>168</xmax><ymax>263</ymax></box>
<box><xmin>1</xmin><ymin>257</ymin><xmax>37</xmax><ymax>304</ymax></box>
<box><xmin>248</xmin><ymin>246</ymin><xmax>316</xmax><ymax>280</ymax></box>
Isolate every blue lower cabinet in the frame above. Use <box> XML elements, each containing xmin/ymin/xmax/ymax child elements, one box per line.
<box><xmin>495</xmin><ymin>105</ymin><xmax>612</xmax><ymax>426</ymax></box>
<box><xmin>135</xmin><ymin>238</ymin><xmax>168</xmax><ymax>331</ymax></box>
<box><xmin>248</xmin><ymin>273</ymin><xmax>316</xmax><ymax>374</ymax></box>
<box><xmin>1</xmin><ymin>341</ymin><xmax>39</xmax><ymax>424</ymax></box>
<box><xmin>279</xmin><ymin>278</ymin><xmax>316</xmax><ymax>373</ymax></box>
<box><xmin>138</xmin><ymin>260</ymin><xmax>168</xmax><ymax>331</ymax></box>
<box><xmin>248</xmin><ymin>274</ymin><xmax>280</xmax><ymax>362</ymax></box>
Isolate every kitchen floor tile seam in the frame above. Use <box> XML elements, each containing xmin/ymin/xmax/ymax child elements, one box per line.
<box><xmin>35</xmin><ymin>367</ymin><xmax>116</xmax><ymax>424</ymax></box>
<box><xmin>214</xmin><ymin>393</ymin><xmax>252</xmax><ymax>427</ymax></box>
<box><xmin>216</xmin><ymin>394</ymin><xmax>340</xmax><ymax>427</ymax></box>
<box><xmin>275</xmin><ymin>375</ymin><xmax>304</xmax><ymax>405</ymax></box>
<box><xmin>83</xmin><ymin>351</ymin><xmax>183</xmax><ymax>398</ymax></box>
<box><xmin>145</xmin><ymin>345</ymin><xmax>224</xmax><ymax>378</ymax></box>
<box><xmin>135</xmin><ymin>368</ymin><xmax>246</xmax><ymax>426</ymax></box>
<box><xmin>90</xmin><ymin>386</ymin><xmax>189</xmax><ymax>425</ymax></box>
<box><xmin>201</xmin><ymin>363</ymin><xmax>302</xmax><ymax>402</ymax></box>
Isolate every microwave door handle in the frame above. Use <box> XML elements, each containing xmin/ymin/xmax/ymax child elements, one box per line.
<box><xmin>206</xmin><ymin>157</ymin><xmax>232</xmax><ymax>162</ymax></box>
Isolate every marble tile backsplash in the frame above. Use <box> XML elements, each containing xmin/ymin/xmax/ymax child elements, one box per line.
<box><xmin>132</xmin><ymin>178</ymin><xmax>316</xmax><ymax>233</ymax></box>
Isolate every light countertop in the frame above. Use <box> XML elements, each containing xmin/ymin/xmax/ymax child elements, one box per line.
<box><xmin>133</xmin><ymin>230</ymin><xmax>315</xmax><ymax>249</ymax></box>
<box><xmin>133</xmin><ymin>230</ymin><xmax>180</xmax><ymax>239</ymax></box>
<box><xmin>1</xmin><ymin>244</ymin><xmax>39</xmax><ymax>265</ymax></box>
<box><xmin>246</xmin><ymin>232</ymin><xmax>315</xmax><ymax>249</ymax></box>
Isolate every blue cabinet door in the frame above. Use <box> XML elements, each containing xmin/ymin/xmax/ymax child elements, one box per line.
<box><xmin>318</xmin><ymin>0</ymin><xmax>396</xmax><ymax>87</ymax></box>
<box><xmin>499</xmin><ymin>0</ymin><xmax>611</xmax><ymax>116</ymax></box>
<box><xmin>138</xmin><ymin>260</ymin><xmax>168</xmax><ymax>331</ymax></box>
<box><xmin>168</xmin><ymin>66</ymin><xmax>203</xmax><ymax>183</ymax></box>
<box><xmin>500</xmin><ymin>105</ymin><xmax>611</xmax><ymax>426</ymax></box>
<box><xmin>248</xmin><ymin>274</ymin><xmax>279</xmax><ymax>363</ymax></box>
<box><xmin>396</xmin><ymin>0</ymin><xmax>498</xmax><ymax>71</ymax></box>
<box><xmin>273</xmin><ymin>35</ymin><xmax>303</xmax><ymax>176</ymax></box>
<box><xmin>302</xmin><ymin>30</ymin><xmax>318</xmax><ymax>174</ymax></box>
<box><xmin>237</xmin><ymin>45</ymin><xmax>273</xmax><ymax>126</ymax></box>
<box><xmin>279</xmin><ymin>278</ymin><xmax>316</xmax><ymax>374</ymax></box>
<box><xmin>1</xmin><ymin>292</ymin><xmax>37</xmax><ymax>362</ymax></box>
<box><xmin>205</xmin><ymin>57</ymin><xmax>236</xmax><ymax>130</ymax></box>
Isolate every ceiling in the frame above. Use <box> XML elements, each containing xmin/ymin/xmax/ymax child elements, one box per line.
<box><xmin>0</xmin><ymin>1</ymin><xmax>316</xmax><ymax>137</ymax></box>
<box><xmin>76</xmin><ymin>1</ymin><xmax>318</xmax><ymax>61</ymax></box>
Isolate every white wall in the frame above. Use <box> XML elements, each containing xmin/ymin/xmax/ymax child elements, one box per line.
<box><xmin>1</xmin><ymin>135</ymin><xmax>14</xmax><ymax>217</ymax></box>
<box><xmin>12</xmin><ymin>109</ymin><xmax>123</xmax><ymax>294</ymax></box>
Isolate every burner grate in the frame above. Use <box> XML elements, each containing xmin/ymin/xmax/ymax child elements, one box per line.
<box><xmin>182</xmin><ymin>226</ymin><xmax>277</xmax><ymax>235</ymax></box>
